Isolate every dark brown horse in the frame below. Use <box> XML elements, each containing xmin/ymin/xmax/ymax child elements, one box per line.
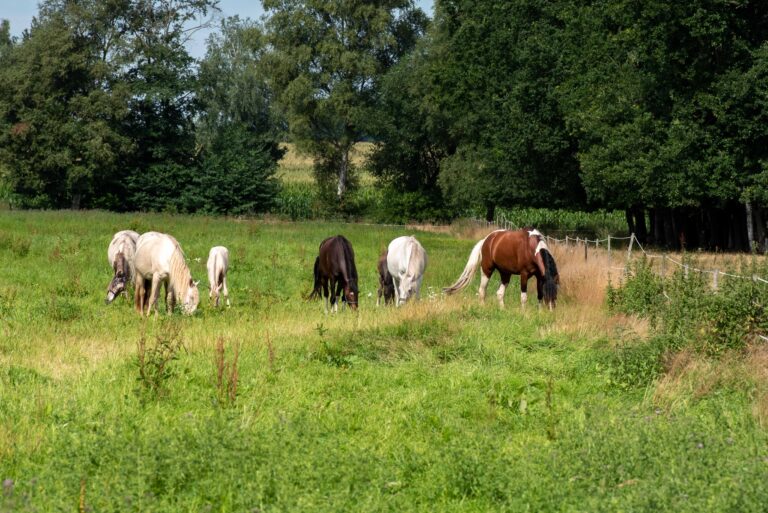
<box><xmin>376</xmin><ymin>249</ymin><xmax>395</xmax><ymax>306</ymax></box>
<box><xmin>310</xmin><ymin>235</ymin><xmax>359</xmax><ymax>311</ymax></box>
<box><xmin>444</xmin><ymin>229</ymin><xmax>559</xmax><ymax>309</ymax></box>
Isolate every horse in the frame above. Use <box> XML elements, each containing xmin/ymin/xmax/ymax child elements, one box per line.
<box><xmin>133</xmin><ymin>232</ymin><xmax>199</xmax><ymax>316</ymax></box>
<box><xmin>376</xmin><ymin>249</ymin><xmax>395</xmax><ymax>306</ymax></box>
<box><xmin>207</xmin><ymin>246</ymin><xmax>230</xmax><ymax>307</ymax></box>
<box><xmin>106</xmin><ymin>230</ymin><xmax>140</xmax><ymax>304</ymax></box>
<box><xmin>309</xmin><ymin>235</ymin><xmax>359</xmax><ymax>312</ymax></box>
<box><xmin>387</xmin><ymin>236</ymin><xmax>428</xmax><ymax>306</ymax></box>
<box><xmin>443</xmin><ymin>228</ymin><xmax>559</xmax><ymax>309</ymax></box>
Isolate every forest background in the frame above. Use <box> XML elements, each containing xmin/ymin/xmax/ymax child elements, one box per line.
<box><xmin>1</xmin><ymin>0</ymin><xmax>768</xmax><ymax>250</ymax></box>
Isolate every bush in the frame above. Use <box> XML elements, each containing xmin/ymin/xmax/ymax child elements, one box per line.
<box><xmin>609</xmin><ymin>256</ymin><xmax>768</xmax><ymax>355</ymax></box>
<box><xmin>606</xmin><ymin>258</ymin><xmax>664</xmax><ymax>318</ymax></box>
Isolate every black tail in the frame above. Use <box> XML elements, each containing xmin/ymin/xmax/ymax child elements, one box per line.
<box><xmin>540</xmin><ymin>249</ymin><xmax>559</xmax><ymax>304</ymax></box>
<box><xmin>309</xmin><ymin>256</ymin><xmax>322</xmax><ymax>300</ymax></box>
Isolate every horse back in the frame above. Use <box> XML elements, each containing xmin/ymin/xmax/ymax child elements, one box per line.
<box><xmin>485</xmin><ymin>230</ymin><xmax>540</xmax><ymax>276</ymax></box>
<box><xmin>134</xmin><ymin>232</ymin><xmax>177</xmax><ymax>278</ymax></box>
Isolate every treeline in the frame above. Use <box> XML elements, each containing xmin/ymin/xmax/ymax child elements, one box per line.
<box><xmin>2</xmin><ymin>1</ymin><xmax>768</xmax><ymax>250</ymax></box>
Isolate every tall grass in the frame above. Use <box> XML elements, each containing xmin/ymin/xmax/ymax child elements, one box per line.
<box><xmin>1</xmin><ymin>211</ymin><xmax>767</xmax><ymax>511</ymax></box>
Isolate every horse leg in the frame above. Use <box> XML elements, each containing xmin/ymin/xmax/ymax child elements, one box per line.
<box><xmin>334</xmin><ymin>281</ymin><xmax>345</xmax><ymax>312</ymax></box>
<box><xmin>222</xmin><ymin>276</ymin><xmax>230</xmax><ymax>307</ymax></box>
<box><xmin>322</xmin><ymin>279</ymin><xmax>330</xmax><ymax>313</ymax></box>
<box><xmin>497</xmin><ymin>271</ymin><xmax>511</xmax><ymax>308</ymax></box>
<box><xmin>147</xmin><ymin>275</ymin><xmax>161</xmax><ymax>317</ymax></box>
<box><xmin>134</xmin><ymin>278</ymin><xmax>145</xmax><ymax>315</ymax></box>
<box><xmin>520</xmin><ymin>272</ymin><xmax>530</xmax><ymax>308</ymax></box>
<box><xmin>165</xmin><ymin>282</ymin><xmax>175</xmax><ymax>314</ymax></box>
<box><xmin>478</xmin><ymin>268</ymin><xmax>492</xmax><ymax>303</ymax></box>
<box><xmin>536</xmin><ymin>276</ymin><xmax>544</xmax><ymax>308</ymax></box>
<box><xmin>392</xmin><ymin>276</ymin><xmax>400</xmax><ymax>306</ymax></box>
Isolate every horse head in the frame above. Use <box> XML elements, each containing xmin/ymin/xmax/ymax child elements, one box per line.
<box><xmin>344</xmin><ymin>279</ymin><xmax>359</xmax><ymax>310</ymax></box>
<box><xmin>105</xmin><ymin>271</ymin><xmax>127</xmax><ymax>304</ymax></box>
<box><xmin>182</xmin><ymin>279</ymin><xmax>200</xmax><ymax>315</ymax></box>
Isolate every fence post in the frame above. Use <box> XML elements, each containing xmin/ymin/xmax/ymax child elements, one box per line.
<box><xmin>626</xmin><ymin>233</ymin><xmax>635</xmax><ymax>261</ymax></box>
<box><xmin>684</xmin><ymin>265</ymin><xmax>689</xmax><ymax>278</ymax></box>
<box><xmin>565</xmin><ymin>235</ymin><xmax>569</xmax><ymax>247</ymax></box>
<box><xmin>713</xmin><ymin>269</ymin><xmax>719</xmax><ymax>290</ymax></box>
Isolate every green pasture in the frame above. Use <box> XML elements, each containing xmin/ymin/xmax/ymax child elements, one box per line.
<box><xmin>1</xmin><ymin>211</ymin><xmax>766</xmax><ymax>512</ymax></box>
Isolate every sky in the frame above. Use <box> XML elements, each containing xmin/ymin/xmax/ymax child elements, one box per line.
<box><xmin>5</xmin><ymin>0</ymin><xmax>435</xmax><ymax>59</ymax></box>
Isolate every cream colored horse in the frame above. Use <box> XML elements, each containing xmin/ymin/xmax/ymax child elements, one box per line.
<box><xmin>106</xmin><ymin>230</ymin><xmax>140</xmax><ymax>304</ymax></box>
<box><xmin>133</xmin><ymin>232</ymin><xmax>199</xmax><ymax>316</ymax></box>
<box><xmin>387</xmin><ymin>236</ymin><xmax>428</xmax><ymax>306</ymax></box>
<box><xmin>206</xmin><ymin>246</ymin><xmax>230</xmax><ymax>307</ymax></box>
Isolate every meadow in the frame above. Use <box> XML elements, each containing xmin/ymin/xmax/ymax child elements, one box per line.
<box><xmin>1</xmin><ymin>210</ymin><xmax>768</xmax><ymax>512</ymax></box>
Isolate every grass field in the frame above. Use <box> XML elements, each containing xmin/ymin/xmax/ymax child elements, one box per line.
<box><xmin>1</xmin><ymin>210</ymin><xmax>767</xmax><ymax>512</ymax></box>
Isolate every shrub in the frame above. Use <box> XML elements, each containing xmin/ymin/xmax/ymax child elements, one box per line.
<box><xmin>606</xmin><ymin>258</ymin><xmax>664</xmax><ymax>318</ymax></box>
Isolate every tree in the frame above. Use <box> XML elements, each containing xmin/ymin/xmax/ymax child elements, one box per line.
<box><xmin>193</xmin><ymin>17</ymin><xmax>283</xmax><ymax>214</ymax></box>
<box><xmin>263</xmin><ymin>0</ymin><xmax>428</xmax><ymax>203</ymax></box>
<box><xmin>417</xmin><ymin>0</ymin><xmax>584</xmax><ymax>220</ymax></box>
<box><xmin>0</xmin><ymin>3</ymin><xmax>133</xmax><ymax>209</ymax></box>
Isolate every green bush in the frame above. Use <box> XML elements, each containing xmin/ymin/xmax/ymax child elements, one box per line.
<box><xmin>607</xmin><ymin>258</ymin><xmax>664</xmax><ymax>318</ymax></box>
<box><xmin>609</xmin><ymin>257</ymin><xmax>768</xmax><ymax>355</ymax></box>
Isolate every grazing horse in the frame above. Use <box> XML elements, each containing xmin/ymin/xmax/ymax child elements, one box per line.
<box><xmin>133</xmin><ymin>232</ymin><xmax>199</xmax><ymax>316</ymax></box>
<box><xmin>106</xmin><ymin>230</ymin><xmax>140</xmax><ymax>304</ymax></box>
<box><xmin>376</xmin><ymin>249</ymin><xmax>395</xmax><ymax>306</ymax></box>
<box><xmin>207</xmin><ymin>246</ymin><xmax>230</xmax><ymax>307</ymax></box>
<box><xmin>387</xmin><ymin>236</ymin><xmax>428</xmax><ymax>306</ymax></box>
<box><xmin>309</xmin><ymin>235</ymin><xmax>359</xmax><ymax>312</ymax></box>
<box><xmin>444</xmin><ymin>229</ymin><xmax>559</xmax><ymax>309</ymax></box>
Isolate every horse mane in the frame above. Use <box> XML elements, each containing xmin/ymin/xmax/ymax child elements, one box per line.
<box><xmin>540</xmin><ymin>248</ymin><xmax>559</xmax><ymax>301</ymax></box>
<box><xmin>340</xmin><ymin>236</ymin><xmax>358</xmax><ymax>285</ymax></box>
<box><xmin>169</xmin><ymin>243</ymin><xmax>192</xmax><ymax>299</ymax></box>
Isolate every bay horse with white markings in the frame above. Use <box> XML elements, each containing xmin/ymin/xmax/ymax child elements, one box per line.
<box><xmin>309</xmin><ymin>235</ymin><xmax>359</xmax><ymax>311</ymax></box>
<box><xmin>444</xmin><ymin>229</ymin><xmax>559</xmax><ymax>309</ymax></box>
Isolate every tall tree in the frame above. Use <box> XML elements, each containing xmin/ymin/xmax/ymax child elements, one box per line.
<box><xmin>263</xmin><ymin>0</ymin><xmax>428</xmax><ymax>203</ymax></box>
<box><xmin>193</xmin><ymin>17</ymin><xmax>283</xmax><ymax>214</ymax></box>
<box><xmin>423</xmin><ymin>0</ymin><xmax>584</xmax><ymax>220</ymax></box>
<box><xmin>0</xmin><ymin>3</ymin><xmax>132</xmax><ymax>209</ymax></box>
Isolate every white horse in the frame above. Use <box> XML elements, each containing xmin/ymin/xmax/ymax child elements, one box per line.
<box><xmin>133</xmin><ymin>232</ymin><xmax>199</xmax><ymax>316</ymax></box>
<box><xmin>207</xmin><ymin>246</ymin><xmax>230</xmax><ymax>307</ymax></box>
<box><xmin>106</xmin><ymin>230</ymin><xmax>140</xmax><ymax>304</ymax></box>
<box><xmin>387</xmin><ymin>236</ymin><xmax>427</xmax><ymax>306</ymax></box>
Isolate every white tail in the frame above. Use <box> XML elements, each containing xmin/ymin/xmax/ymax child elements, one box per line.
<box><xmin>443</xmin><ymin>237</ymin><xmax>487</xmax><ymax>294</ymax></box>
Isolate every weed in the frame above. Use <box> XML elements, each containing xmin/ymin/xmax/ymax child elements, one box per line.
<box><xmin>214</xmin><ymin>337</ymin><xmax>240</xmax><ymax>407</ymax></box>
<box><xmin>136</xmin><ymin>321</ymin><xmax>185</xmax><ymax>400</ymax></box>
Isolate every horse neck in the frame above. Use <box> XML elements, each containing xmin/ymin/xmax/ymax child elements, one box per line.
<box><xmin>115</xmin><ymin>252</ymin><xmax>127</xmax><ymax>274</ymax></box>
<box><xmin>169</xmin><ymin>247</ymin><xmax>191</xmax><ymax>296</ymax></box>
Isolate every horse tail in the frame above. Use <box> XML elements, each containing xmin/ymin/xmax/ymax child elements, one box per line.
<box><xmin>309</xmin><ymin>256</ymin><xmax>322</xmax><ymax>300</ymax></box>
<box><xmin>443</xmin><ymin>236</ymin><xmax>487</xmax><ymax>295</ymax></box>
<box><xmin>540</xmin><ymin>248</ymin><xmax>559</xmax><ymax>304</ymax></box>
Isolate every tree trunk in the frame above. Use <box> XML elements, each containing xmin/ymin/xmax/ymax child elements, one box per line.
<box><xmin>633</xmin><ymin>207</ymin><xmax>647</xmax><ymax>244</ymax></box>
<box><xmin>71</xmin><ymin>193</ymin><xmax>82</xmax><ymax>210</ymax></box>
<box><xmin>337</xmin><ymin>149</ymin><xmax>349</xmax><ymax>200</ymax></box>
<box><xmin>625</xmin><ymin>208</ymin><xmax>635</xmax><ymax>237</ymax></box>
<box><xmin>755</xmin><ymin>207</ymin><xmax>766</xmax><ymax>252</ymax></box>
<box><xmin>746</xmin><ymin>201</ymin><xmax>755</xmax><ymax>252</ymax></box>
<box><xmin>485</xmin><ymin>203</ymin><xmax>496</xmax><ymax>223</ymax></box>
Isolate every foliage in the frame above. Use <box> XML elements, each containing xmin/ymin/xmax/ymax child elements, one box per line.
<box><xmin>610</xmin><ymin>256</ymin><xmax>768</xmax><ymax>354</ymax></box>
<box><xmin>194</xmin><ymin>17</ymin><xmax>283</xmax><ymax>215</ymax></box>
<box><xmin>607</xmin><ymin>258</ymin><xmax>665</xmax><ymax>318</ymax></box>
<box><xmin>263</xmin><ymin>0</ymin><xmax>428</xmax><ymax>202</ymax></box>
<box><xmin>136</xmin><ymin>321</ymin><xmax>185</xmax><ymax>400</ymax></box>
